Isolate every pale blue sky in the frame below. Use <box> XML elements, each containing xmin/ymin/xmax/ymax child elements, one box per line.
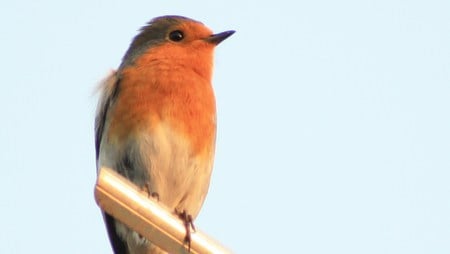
<box><xmin>1</xmin><ymin>1</ymin><xmax>449</xmax><ymax>253</ymax></box>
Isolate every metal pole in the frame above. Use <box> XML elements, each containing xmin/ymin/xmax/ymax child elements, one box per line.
<box><xmin>95</xmin><ymin>167</ymin><xmax>232</xmax><ymax>254</ymax></box>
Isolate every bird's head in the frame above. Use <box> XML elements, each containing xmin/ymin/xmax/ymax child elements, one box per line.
<box><xmin>119</xmin><ymin>16</ymin><xmax>234</xmax><ymax>80</ymax></box>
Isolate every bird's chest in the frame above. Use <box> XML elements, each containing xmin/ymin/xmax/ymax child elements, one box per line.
<box><xmin>100</xmin><ymin>67</ymin><xmax>217</xmax><ymax>196</ymax></box>
<box><xmin>107</xmin><ymin>72</ymin><xmax>216</xmax><ymax>156</ymax></box>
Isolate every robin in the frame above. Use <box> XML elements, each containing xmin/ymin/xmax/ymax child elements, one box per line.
<box><xmin>95</xmin><ymin>15</ymin><xmax>234</xmax><ymax>254</ymax></box>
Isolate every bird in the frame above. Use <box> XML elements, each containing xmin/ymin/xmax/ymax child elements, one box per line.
<box><xmin>95</xmin><ymin>15</ymin><xmax>234</xmax><ymax>254</ymax></box>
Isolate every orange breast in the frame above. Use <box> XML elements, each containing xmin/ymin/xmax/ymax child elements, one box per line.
<box><xmin>107</xmin><ymin>44</ymin><xmax>217</xmax><ymax>157</ymax></box>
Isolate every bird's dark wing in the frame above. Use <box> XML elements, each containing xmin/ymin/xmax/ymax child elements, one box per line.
<box><xmin>95</xmin><ymin>71</ymin><xmax>120</xmax><ymax>161</ymax></box>
<box><xmin>95</xmin><ymin>71</ymin><xmax>128</xmax><ymax>254</ymax></box>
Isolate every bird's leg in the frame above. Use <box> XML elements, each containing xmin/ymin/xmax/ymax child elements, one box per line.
<box><xmin>150</xmin><ymin>192</ymin><xmax>160</xmax><ymax>201</ymax></box>
<box><xmin>143</xmin><ymin>183</ymin><xmax>160</xmax><ymax>201</ymax></box>
<box><xmin>136</xmin><ymin>184</ymin><xmax>160</xmax><ymax>240</ymax></box>
<box><xmin>176</xmin><ymin>209</ymin><xmax>196</xmax><ymax>251</ymax></box>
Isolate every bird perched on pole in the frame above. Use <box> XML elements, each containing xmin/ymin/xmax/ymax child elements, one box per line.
<box><xmin>95</xmin><ymin>15</ymin><xmax>234</xmax><ymax>254</ymax></box>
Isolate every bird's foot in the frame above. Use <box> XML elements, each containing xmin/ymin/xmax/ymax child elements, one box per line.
<box><xmin>176</xmin><ymin>209</ymin><xmax>196</xmax><ymax>251</ymax></box>
<box><xmin>150</xmin><ymin>192</ymin><xmax>160</xmax><ymax>201</ymax></box>
<box><xmin>143</xmin><ymin>183</ymin><xmax>159</xmax><ymax>201</ymax></box>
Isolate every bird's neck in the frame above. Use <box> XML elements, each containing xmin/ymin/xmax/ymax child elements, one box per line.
<box><xmin>134</xmin><ymin>44</ymin><xmax>215</xmax><ymax>82</ymax></box>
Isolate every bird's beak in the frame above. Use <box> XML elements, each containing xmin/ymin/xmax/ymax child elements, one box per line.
<box><xmin>205</xmin><ymin>30</ymin><xmax>235</xmax><ymax>45</ymax></box>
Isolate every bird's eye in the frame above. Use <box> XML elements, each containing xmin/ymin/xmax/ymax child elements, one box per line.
<box><xmin>169</xmin><ymin>30</ymin><xmax>184</xmax><ymax>42</ymax></box>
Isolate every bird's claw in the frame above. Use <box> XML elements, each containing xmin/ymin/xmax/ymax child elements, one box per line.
<box><xmin>150</xmin><ymin>192</ymin><xmax>160</xmax><ymax>201</ymax></box>
<box><xmin>176</xmin><ymin>210</ymin><xmax>195</xmax><ymax>251</ymax></box>
<box><xmin>143</xmin><ymin>183</ymin><xmax>160</xmax><ymax>201</ymax></box>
